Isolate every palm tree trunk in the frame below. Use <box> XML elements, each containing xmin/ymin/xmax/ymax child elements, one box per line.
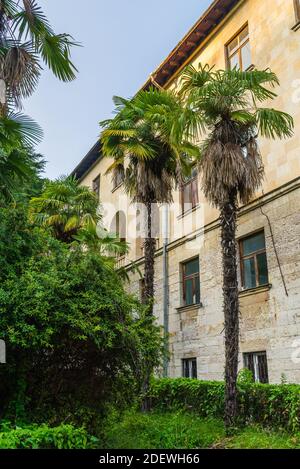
<box><xmin>143</xmin><ymin>200</ymin><xmax>156</xmax><ymax>316</ymax></box>
<box><xmin>141</xmin><ymin>200</ymin><xmax>156</xmax><ymax>412</ymax></box>
<box><xmin>220</xmin><ymin>190</ymin><xmax>239</xmax><ymax>431</ymax></box>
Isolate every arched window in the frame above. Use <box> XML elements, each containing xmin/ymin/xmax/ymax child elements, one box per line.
<box><xmin>111</xmin><ymin>210</ymin><xmax>126</xmax><ymax>243</ymax></box>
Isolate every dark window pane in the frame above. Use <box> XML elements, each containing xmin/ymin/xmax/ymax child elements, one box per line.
<box><xmin>257</xmin><ymin>353</ymin><xmax>269</xmax><ymax>383</ymax></box>
<box><xmin>244</xmin><ymin>352</ymin><xmax>269</xmax><ymax>384</ymax></box>
<box><xmin>182</xmin><ymin>358</ymin><xmax>197</xmax><ymax>379</ymax></box>
<box><xmin>242</xmin><ymin>232</ymin><xmax>265</xmax><ymax>256</ymax></box>
<box><xmin>243</xmin><ymin>258</ymin><xmax>256</xmax><ymax>289</ymax></box>
<box><xmin>92</xmin><ymin>175</ymin><xmax>100</xmax><ymax>199</ymax></box>
<box><xmin>184</xmin><ymin>278</ymin><xmax>194</xmax><ymax>305</ymax></box>
<box><xmin>257</xmin><ymin>252</ymin><xmax>268</xmax><ymax>285</ymax></box>
<box><xmin>185</xmin><ymin>258</ymin><xmax>199</xmax><ymax>276</ymax></box>
<box><xmin>194</xmin><ymin>276</ymin><xmax>200</xmax><ymax>304</ymax></box>
<box><xmin>244</xmin><ymin>353</ymin><xmax>255</xmax><ymax>380</ymax></box>
<box><xmin>191</xmin><ymin>359</ymin><xmax>197</xmax><ymax>379</ymax></box>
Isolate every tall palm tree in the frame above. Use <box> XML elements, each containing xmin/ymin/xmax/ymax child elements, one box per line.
<box><xmin>0</xmin><ymin>0</ymin><xmax>78</xmax><ymax>112</ymax></box>
<box><xmin>178</xmin><ymin>64</ymin><xmax>294</xmax><ymax>429</ymax></box>
<box><xmin>101</xmin><ymin>88</ymin><xmax>200</xmax><ymax>316</ymax></box>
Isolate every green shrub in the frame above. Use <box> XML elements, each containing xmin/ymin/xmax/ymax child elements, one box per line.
<box><xmin>0</xmin><ymin>423</ymin><xmax>99</xmax><ymax>449</ymax></box>
<box><xmin>149</xmin><ymin>378</ymin><xmax>300</xmax><ymax>432</ymax></box>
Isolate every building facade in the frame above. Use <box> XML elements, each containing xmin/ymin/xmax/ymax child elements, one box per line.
<box><xmin>72</xmin><ymin>0</ymin><xmax>300</xmax><ymax>384</ymax></box>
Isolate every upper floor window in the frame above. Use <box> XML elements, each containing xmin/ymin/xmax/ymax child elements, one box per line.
<box><xmin>239</xmin><ymin>231</ymin><xmax>269</xmax><ymax>290</ymax></box>
<box><xmin>111</xmin><ymin>210</ymin><xmax>126</xmax><ymax>245</ymax></box>
<box><xmin>294</xmin><ymin>0</ymin><xmax>300</xmax><ymax>22</ymax></box>
<box><xmin>182</xmin><ymin>358</ymin><xmax>197</xmax><ymax>379</ymax></box>
<box><xmin>113</xmin><ymin>165</ymin><xmax>125</xmax><ymax>190</ymax></box>
<box><xmin>92</xmin><ymin>174</ymin><xmax>100</xmax><ymax>200</ymax></box>
<box><xmin>243</xmin><ymin>351</ymin><xmax>269</xmax><ymax>383</ymax></box>
<box><xmin>227</xmin><ymin>25</ymin><xmax>252</xmax><ymax>71</ymax></box>
<box><xmin>181</xmin><ymin>167</ymin><xmax>199</xmax><ymax>215</ymax></box>
<box><xmin>182</xmin><ymin>257</ymin><xmax>200</xmax><ymax>306</ymax></box>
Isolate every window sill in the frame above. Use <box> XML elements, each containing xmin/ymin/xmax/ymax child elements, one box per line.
<box><xmin>176</xmin><ymin>303</ymin><xmax>203</xmax><ymax>313</ymax></box>
<box><xmin>111</xmin><ymin>183</ymin><xmax>123</xmax><ymax>193</ymax></box>
<box><xmin>292</xmin><ymin>21</ymin><xmax>300</xmax><ymax>31</ymax></box>
<box><xmin>177</xmin><ymin>204</ymin><xmax>200</xmax><ymax>220</ymax></box>
<box><xmin>239</xmin><ymin>283</ymin><xmax>272</xmax><ymax>298</ymax></box>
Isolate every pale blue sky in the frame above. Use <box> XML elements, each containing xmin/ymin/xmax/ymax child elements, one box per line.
<box><xmin>24</xmin><ymin>0</ymin><xmax>211</xmax><ymax>179</ymax></box>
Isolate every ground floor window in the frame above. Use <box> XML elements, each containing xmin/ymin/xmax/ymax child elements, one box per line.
<box><xmin>182</xmin><ymin>358</ymin><xmax>197</xmax><ymax>379</ymax></box>
<box><xmin>243</xmin><ymin>351</ymin><xmax>269</xmax><ymax>383</ymax></box>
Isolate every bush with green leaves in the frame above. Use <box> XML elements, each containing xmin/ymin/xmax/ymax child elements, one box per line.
<box><xmin>149</xmin><ymin>378</ymin><xmax>300</xmax><ymax>432</ymax></box>
<box><xmin>0</xmin><ymin>206</ymin><xmax>163</xmax><ymax>427</ymax></box>
<box><xmin>0</xmin><ymin>423</ymin><xmax>98</xmax><ymax>449</ymax></box>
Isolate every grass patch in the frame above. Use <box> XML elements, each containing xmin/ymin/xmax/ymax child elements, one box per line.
<box><xmin>226</xmin><ymin>427</ymin><xmax>300</xmax><ymax>449</ymax></box>
<box><xmin>104</xmin><ymin>411</ymin><xmax>224</xmax><ymax>449</ymax></box>
<box><xmin>103</xmin><ymin>411</ymin><xmax>300</xmax><ymax>449</ymax></box>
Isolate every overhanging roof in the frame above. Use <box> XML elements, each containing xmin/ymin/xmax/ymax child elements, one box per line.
<box><xmin>144</xmin><ymin>0</ymin><xmax>240</xmax><ymax>89</ymax></box>
<box><xmin>71</xmin><ymin>141</ymin><xmax>102</xmax><ymax>181</ymax></box>
<box><xmin>72</xmin><ymin>0</ymin><xmax>240</xmax><ymax>181</ymax></box>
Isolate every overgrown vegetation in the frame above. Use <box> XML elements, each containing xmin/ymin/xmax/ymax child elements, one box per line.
<box><xmin>0</xmin><ymin>202</ymin><xmax>163</xmax><ymax>431</ymax></box>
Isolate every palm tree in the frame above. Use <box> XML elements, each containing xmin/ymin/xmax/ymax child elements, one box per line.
<box><xmin>0</xmin><ymin>1</ymin><xmax>77</xmax><ymax>201</ymax></box>
<box><xmin>0</xmin><ymin>0</ymin><xmax>78</xmax><ymax>112</ymax></box>
<box><xmin>178</xmin><ymin>64</ymin><xmax>294</xmax><ymax>429</ymax></box>
<box><xmin>101</xmin><ymin>88</ymin><xmax>200</xmax><ymax>316</ymax></box>
<box><xmin>0</xmin><ymin>110</ymin><xmax>43</xmax><ymax>201</ymax></box>
<box><xmin>30</xmin><ymin>176</ymin><xmax>99</xmax><ymax>243</ymax></box>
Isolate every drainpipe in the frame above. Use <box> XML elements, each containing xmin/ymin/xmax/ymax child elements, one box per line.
<box><xmin>162</xmin><ymin>204</ymin><xmax>169</xmax><ymax>377</ymax></box>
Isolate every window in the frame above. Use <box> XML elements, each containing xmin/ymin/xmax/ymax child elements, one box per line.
<box><xmin>243</xmin><ymin>351</ymin><xmax>269</xmax><ymax>383</ymax></box>
<box><xmin>111</xmin><ymin>210</ymin><xmax>126</xmax><ymax>244</ymax></box>
<box><xmin>92</xmin><ymin>175</ymin><xmax>100</xmax><ymax>200</ymax></box>
<box><xmin>181</xmin><ymin>167</ymin><xmax>199</xmax><ymax>214</ymax></box>
<box><xmin>227</xmin><ymin>25</ymin><xmax>252</xmax><ymax>71</ymax></box>
<box><xmin>240</xmin><ymin>231</ymin><xmax>269</xmax><ymax>290</ymax></box>
<box><xmin>113</xmin><ymin>165</ymin><xmax>125</xmax><ymax>190</ymax></box>
<box><xmin>182</xmin><ymin>258</ymin><xmax>200</xmax><ymax>306</ymax></box>
<box><xmin>182</xmin><ymin>358</ymin><xmax>197</xmax><ymax>379</ymax></box>
<box><xmin>295</xmin><ymin>0</ymin><xmax>300</xmax><ymax>22</ymax></box>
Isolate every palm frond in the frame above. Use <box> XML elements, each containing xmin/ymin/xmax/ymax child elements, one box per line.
<box><xmin>256</xmin><ymin>108</ymin><xmax>294</xmax><ymax>139</ymax></box>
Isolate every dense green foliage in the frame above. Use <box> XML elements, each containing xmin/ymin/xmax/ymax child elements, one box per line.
<box><xmin>0</xmin><ymin>205</ymin><xmax>163</xmax><ymax>428</ymax></box>
<box><xmin>149</xmin><ymin>378</ymin><xmax>300</xmax><ymax>432</ymax></box>
<box><xmin>103</xmin><ymin>410</ymin><xmax>300</xmax><ymax>449</ymax></box>
<box><xmin>0</xmin><ymin>422</ymin><xmax>98</xmax><ymax>449</ymax></box>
